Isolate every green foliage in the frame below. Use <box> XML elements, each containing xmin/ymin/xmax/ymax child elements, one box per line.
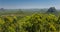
<box><xmin>0</xmin><ymin>14</ymin><xmax>60</xmax><ymax>32</ymax></box>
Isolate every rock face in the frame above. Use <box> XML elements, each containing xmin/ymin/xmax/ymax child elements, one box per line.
<box><xmin>0</xmin><ymin>8</ymin><xmax>4</xmax><ymax>11</ymax></box>
<box><xmin>47</xmin><ymin>7</ymin><xmax>57</xmax><ymax>13</ymax></box>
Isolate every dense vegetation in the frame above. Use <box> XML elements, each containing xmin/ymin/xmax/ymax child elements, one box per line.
<box><xmin>0</xmin><ymin>13</ymin><xmax>60</xmax><ymax>32</ymax></box>
<box><xmin>0</xmin><ymin>7</ymin><xmax>60</xmax><ymax>32</ymax></box>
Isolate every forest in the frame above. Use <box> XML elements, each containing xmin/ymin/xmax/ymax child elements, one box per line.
<box><xmin>0</xmin><ymin>7</ymin><xmax>60</xmax><ymax>32</ymax></box>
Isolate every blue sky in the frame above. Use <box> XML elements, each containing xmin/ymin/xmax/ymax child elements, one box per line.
<box><xmin>0</xmin><ymin>0</ymin><xmax>60</xmax><ymax>9</ymax></box>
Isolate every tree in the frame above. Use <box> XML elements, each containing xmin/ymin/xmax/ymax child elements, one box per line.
<box><xmin>17</xmin><ymin>9</ymin><xmax>23</xmax><ymax>14</ymax></box>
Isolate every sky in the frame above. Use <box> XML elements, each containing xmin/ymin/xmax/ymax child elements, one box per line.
<box><xmin>0</xmin><ymin>0</ymin><xmax>60</xmax><ymax>9</ymax></box>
